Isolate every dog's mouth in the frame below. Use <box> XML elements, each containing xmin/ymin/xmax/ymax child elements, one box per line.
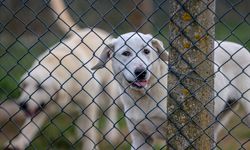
<box><xmin>126</xmin><ymin>79</ymin><xmax>148</xmax><ymax>89</ymax></box>
<box><xmin>24</xmin><ymin>107</ymin><xmax>42</xmax><ymax>118</ymax></box>
<box><xmin>20</xmin><ymin>102</ymin><xmax>46</xmax><ymax>118</ymax></box>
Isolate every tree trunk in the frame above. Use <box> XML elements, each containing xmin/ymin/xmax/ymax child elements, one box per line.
<box><xmin>167</xmin><ymin>0</ymin><xmax>215</xmax><ymax>149</ymax></box>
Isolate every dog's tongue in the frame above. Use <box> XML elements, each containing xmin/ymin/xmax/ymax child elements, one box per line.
<box><xmin>134</xmin><ymin>80</ymin><xmax>148</xmax><ymax>87</ymax></box>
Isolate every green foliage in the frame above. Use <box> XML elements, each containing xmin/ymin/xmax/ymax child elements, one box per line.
<box><xmin>216</xmin><ymin>22</ymin><xmax>250</xmax><ymax>49</ymax></box>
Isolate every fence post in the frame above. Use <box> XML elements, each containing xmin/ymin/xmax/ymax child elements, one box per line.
<box><xmin>167</xmin><ymin>0</ymin><xmax>215</xmax><ymax>149</ymax></box>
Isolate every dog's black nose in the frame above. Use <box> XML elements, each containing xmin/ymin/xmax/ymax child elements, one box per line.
<box><xmin>19</xmin><ymin>102</ymin><xmax>28</xmax><ymax>111</ymax></box>
<box><xmin>134</xmin><ymin>68</ymin><xmax>147</xmax><ymax>79</ymax></box>
<box><xmin>40</xmin><ymin>102</ymin><xmax>46</xmax><ymax>109</ymax></box>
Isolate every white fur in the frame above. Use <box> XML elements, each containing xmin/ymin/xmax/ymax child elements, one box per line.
<box><xmin>213</xmin><ymin>41</ymin><xmax>250</xmax><ymax>141</ymax></box>
<box><xmin>5</xmin><ymin>0</ymin><xmax>121</xmax><ymax>149</ymax></box>
<box><xmin>93</xmin><ymin>32</ymin><xmax>168</xmax><ymax>149</ymax></box>
<box><xmin>5</xmin><ymin>28</ymin><xmax>121</xmax><ymax>150</ymax></box>
<box><xmin>93</xmin><ymin>32</ymin><xmax>250</xmax><ymax>149</ymax></box>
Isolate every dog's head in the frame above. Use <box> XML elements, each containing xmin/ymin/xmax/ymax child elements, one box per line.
<box><xmin>17</xmin><ymin>65</ymin><xmax>60</xmax><ymax>117</ymax></box>
<box><xmin>92</xmin><ymin>32</ymin><xmax>168</xmax><ymax>91</ymax></box>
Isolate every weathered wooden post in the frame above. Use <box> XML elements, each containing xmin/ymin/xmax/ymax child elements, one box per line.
<box><xmin>167</xmin><ymin>0</ymin><xmax>215</xmax><ymax>149</ymax></box>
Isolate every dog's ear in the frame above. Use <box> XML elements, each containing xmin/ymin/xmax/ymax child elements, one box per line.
<box><xmin>91</xmin><ymin>43</ymin><xmax>114</xmax><ymax>70</ymax></box>
<box><xmin>151</xmin><ymin>38</ymin><xmax>168</xmax><ymax>61</ymax></box>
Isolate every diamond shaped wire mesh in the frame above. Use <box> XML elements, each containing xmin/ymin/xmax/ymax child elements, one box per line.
<box><xmin>0</xmin><ymin>0</ymin><xmax>249</xmax><ymax>149</ymax></box>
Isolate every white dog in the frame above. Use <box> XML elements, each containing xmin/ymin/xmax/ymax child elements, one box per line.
<box><xmin>92</xmin><ymin>32</ymin><xmax>250</xmax><ymax>149</ymax></box>
<box><xmin>4</xmin><ymin>27</ymin><xmax>120</xmax><ymax>150</ymax></box>
<box><xmin>213</xmin><ymin>41</ymin><xmax>250</xmax><ymax>142</ymax></box>
<box><xmin>4</xmin><ymin>0</ymin><xmax>122</xmax><ymax>149</ymax></box>
<box><xmin>92</xmin><ymin>32</ymin><xmax>169</xmax><ymax>149</ymax></box>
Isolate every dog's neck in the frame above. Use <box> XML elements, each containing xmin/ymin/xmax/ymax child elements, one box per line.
<box><xmin>121</xmin><ymin>76</ymin><xmax>167</xmax><ymax>110</ymax></box>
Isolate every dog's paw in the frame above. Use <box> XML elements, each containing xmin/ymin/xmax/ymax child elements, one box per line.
<box><xmin>3</xmin><ymin>146</ymin><xmax>21</xmax><ymax>150</ymax></box>
<box><xmin>4</xmin><ymin>148</ymin><xmax>20</xmax><ymax>150</ymax></box>
<box><xmin>3</xmin><ymin>143</ymin><xmax>22</xmax><ymax>150</ymax></box>
<box><xmin>104</xmin><ymin>128</ymin><xmax>124</xmax><ymax>145</ymax></box>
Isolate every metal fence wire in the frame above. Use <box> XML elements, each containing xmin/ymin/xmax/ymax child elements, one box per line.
<box><xmin>0</xmin><ymin>0</ymin><xmax>249</xmax><ymax>149</ymax></box>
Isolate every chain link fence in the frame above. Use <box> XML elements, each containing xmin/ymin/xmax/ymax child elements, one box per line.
<box><xmin>0</xmin><ymin>0</ymin><xmax>249</xmax><ymax>149</ymax></box>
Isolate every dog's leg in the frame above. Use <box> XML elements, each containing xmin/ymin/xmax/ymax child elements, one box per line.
<box><xmin>77</xmin><ymin>103</ymin><xmax>99</xmax><ymax>150</ymax></box>
<box><xmin>240</xmin><ymin>97</ymin><xmax>250</xmax><ymax>128</ymax></box>
<box><xmin>125</xmin><ymin>120</ymin><xmax>153</xmax><ymax>150</ymax></box>
<box><xmin>214</xmin><ymin>100</ymin><xmax>240</xmax><ymax>145</ymax></box>
<box><xmin>104</xmin><ymin>104</ymin><xmax>118</xmax><ymax>139</ymax></box>
<box><xmin>102</xmin><ymin>82</ymin><xmax>123</xmax><ymax>145</ymax></box>
<box><xmin>130</xmin><ymin>131</ymin><xmax>153</xmax><ymax>150</ymax></box>
<box><xmin>214</xmin><ymin>113</ymin><xmax>233</xmax><ymax>142</ymax></box>
<box><xmin>103</xmin><ymin>103</ymin><xmax>122</xmax><ymax>144</ymax></box>
<box><xmin>5</xmin><ymin>112</ymin><xmax>48</xmax><ymax>149</ymax></box>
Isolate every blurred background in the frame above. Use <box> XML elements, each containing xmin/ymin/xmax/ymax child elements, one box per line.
<box><xmin>0</xmin><ymin>0</ymin><xmax>249</xmax><ymax>149</ymax></box>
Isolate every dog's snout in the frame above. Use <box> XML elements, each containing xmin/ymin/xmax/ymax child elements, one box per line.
<box><xmin>40</xmin><ymin>102</ymin><xmax>46</xmax><ymax>109</ymax></box>
<box><xmin>19</xmin><ymin>102</ymin><xmax>28</xmax><ymax>111</ymax></box>
<box><xmin>134</xmin><ymin>68</ymin><xmax>147</xmax><ymax>79</ymax></box>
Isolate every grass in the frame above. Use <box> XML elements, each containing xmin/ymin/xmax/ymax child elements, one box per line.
<box><xmin>0</xmin><ymin>22</ymin><xmax>249</xmax><ymax>149</ymax></box>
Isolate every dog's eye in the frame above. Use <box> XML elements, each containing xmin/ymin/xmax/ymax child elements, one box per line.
<box><xmin>143</xmin><ymin>49</ymin><xmax>150</xmax><ymax>55</ymax></box>
<box><xmin>122</xmin><ymin>51</ymin><xmax>131</xmax><ymax>56</ymax></box>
